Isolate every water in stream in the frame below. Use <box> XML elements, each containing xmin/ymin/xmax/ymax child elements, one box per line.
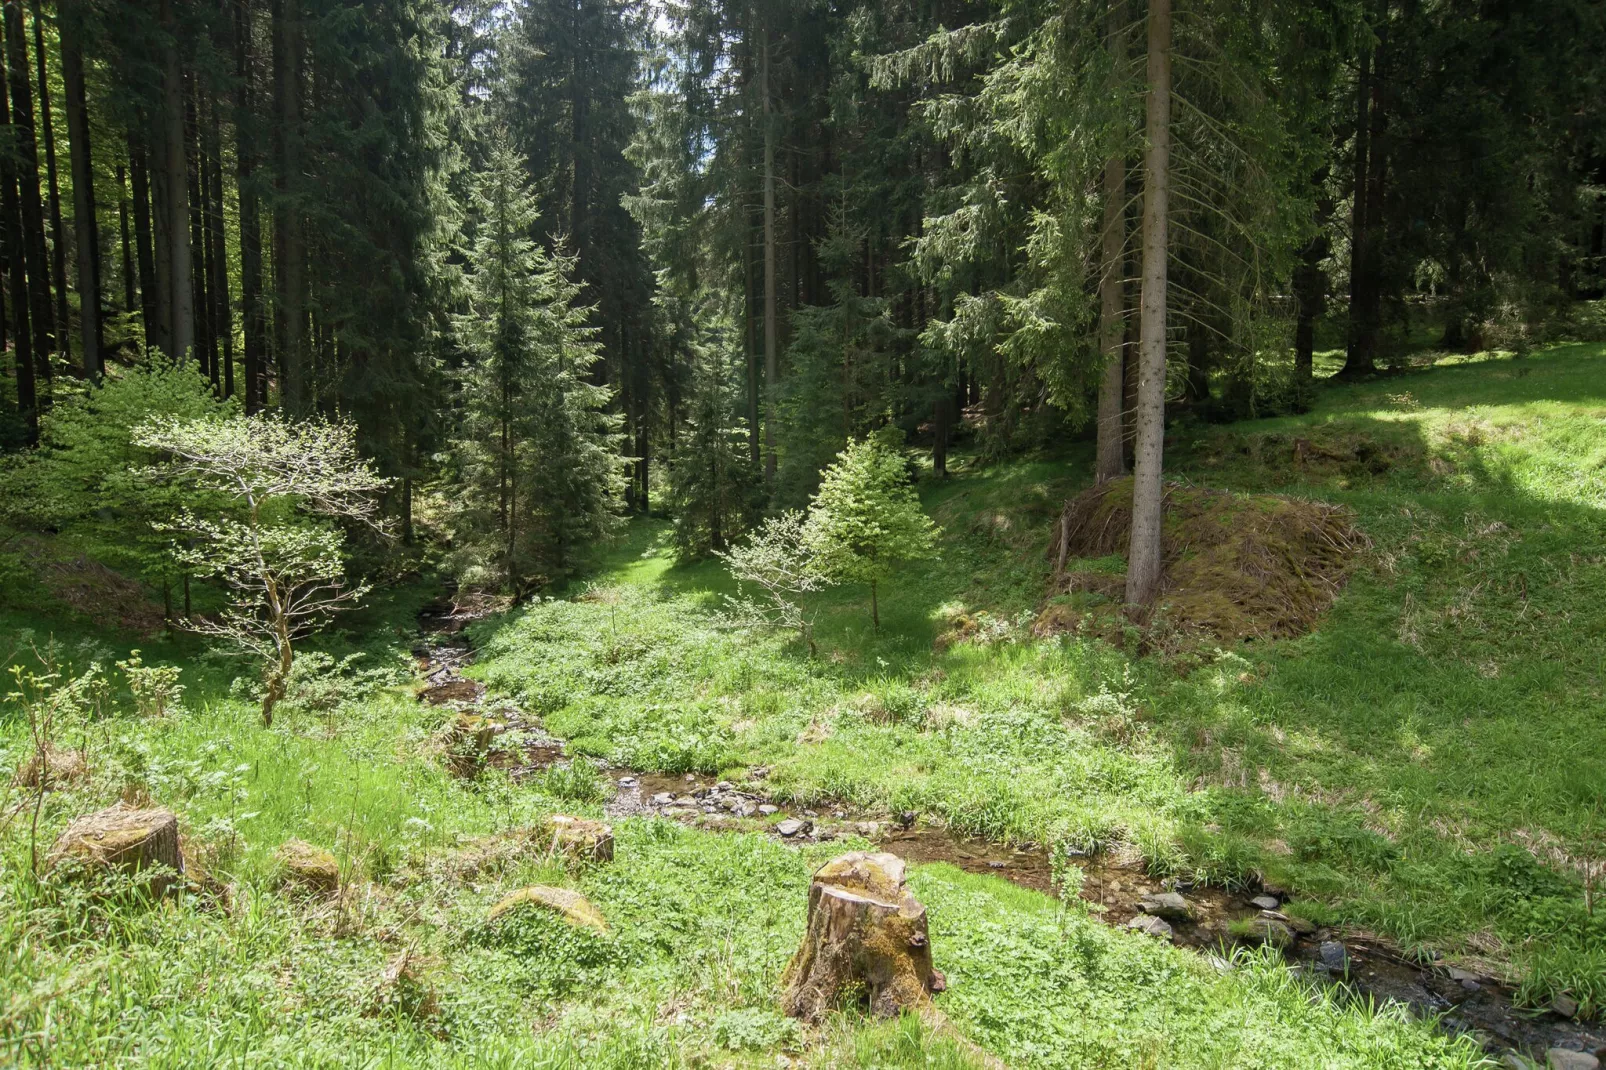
<box><xmin>415</xmin><ymin>599</ymin><xmax>1604</xmax><ymax>1066</ymax></box>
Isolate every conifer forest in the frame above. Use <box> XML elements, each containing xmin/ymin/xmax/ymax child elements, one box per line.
<box><xmin>0</xmin><ymin>0</ymin><xmax>1604</xmax><ymax>1066</ymax></box>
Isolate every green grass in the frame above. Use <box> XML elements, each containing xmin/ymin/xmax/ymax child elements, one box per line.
<box><xmin>4</xmin><ymin>341</ymin><xmax>1604</xmax><ymax>1065</ymax></box>
<box><xmin>472</xmin><ymin>342</ymin><xmax>1606</xmax><ymax>1012</ymax></box>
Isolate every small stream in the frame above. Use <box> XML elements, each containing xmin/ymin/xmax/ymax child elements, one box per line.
<box><xmin>415</xmin><ymin>599</ymin><xmax>1603</xmax><ymax>1066</ymax></box>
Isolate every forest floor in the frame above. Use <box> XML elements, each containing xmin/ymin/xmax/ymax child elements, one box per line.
<box><xmin>2</xmin><ymin>342</ymin><xmax>1604</xmax><ymax>1068</ymax></box>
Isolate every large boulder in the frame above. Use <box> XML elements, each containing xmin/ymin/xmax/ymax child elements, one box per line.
<box><xmin>48</xmin><ymin>803</ymin><xmax>183</xmax><ymax>896</ymax></box>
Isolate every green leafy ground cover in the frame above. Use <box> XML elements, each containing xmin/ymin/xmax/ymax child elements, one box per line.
<box><xmin>2</xmin><ymin>343</ymin><xmax>1601</xmax><ymax>1066</ymax></box>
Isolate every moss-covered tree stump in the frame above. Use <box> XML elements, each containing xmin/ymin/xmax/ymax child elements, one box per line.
<box><xmin>47</xmin><ymin>803</ymin><xmax>184</xmax><ymax>896</ymax></box>
<box><xmin>544</xmin><ymin>815</ymin><xmax>614</xmax><ymax>863</ymax></box>
<box><xmin>276</xmin><ymin>839</ymin><xmax>341</xmax><ymax>895</ymax></box>
<box><xmin>440</xmin><ymin>713</ymin><xmax>497</xmax><ymax>777</ymax></box>
<box><xmin>780</xmin><ymin>851</ymin><xmax>946</xmax><ymax>1022</ymax></box>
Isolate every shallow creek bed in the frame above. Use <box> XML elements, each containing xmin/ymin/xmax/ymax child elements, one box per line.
<box><xmin>415</xmin><ymin>601</ymin><xmax>1605</xmax><ymax>1068</ymax></box>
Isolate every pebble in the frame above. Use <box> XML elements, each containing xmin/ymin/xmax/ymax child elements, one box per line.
<box><xmin>776</xmin><ymin>818</ymin><xmax>809</xmax><ymax>837</ymax></box>
<box><xmin>757</xmin><ymin>804</ymin><xmax>779</xmax><ymax>816</ymax></box>
<box><xmin>716</xmin><ymin>781</ymin><xmax>733</xmax><ymax>791</ymax></box>
<box><xmin>1550</xmin><ymin>994</ymin><xmax>1580</xmax><ymax>1019</ymax></box>
<box><xmin>618</xmin><ymin>777</ymin><xmax>637</xmax><ymax>788</ymax></box>
<box><xmin>1125</xmin><ymin>914</ymin><xmax>1174</xmax><ymax>941</ymax></box>
<box><xmin>1460</xmin><ymin>979</ymin><xmax>1481</xmax><ymax>992</ymax></box>
<box><xmin>1250</xmin><ymin>895</ymin><xmax>1279</xmax><ymax>911</ymax></box>
<box><xmin>675</xmin><ymin>795</ymin><xmax>695</xmax><ymax>807</ymax></box>
<box><xmin>1546</xmin><ymin>1050</ymin><xmax>1600</xmax><ymax>1070</ymax></box>
<box><xmin>651</xmin><ymin>792</ymin><xmax>674</xmax><ymax>806</ymax></box>
<box><xmin>1446</xmin><ymin>967</ymin><xmax>1480</xmax><ymax>983</ymax></box>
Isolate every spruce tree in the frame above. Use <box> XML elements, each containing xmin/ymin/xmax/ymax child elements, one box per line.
<box><xmin>448</xmin><ymin>136</ymin><xmax>625</xmax><ymax>593</ymax></box>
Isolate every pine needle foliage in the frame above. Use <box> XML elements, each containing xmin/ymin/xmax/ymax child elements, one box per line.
<box><xmin>447</xmin><ymin>135</ymin><xmax>627</xmax><ymax>595</ymax></box>
<box><xmin>803</xmin><ymin>432</ymin><xmax>938</xmax><ymax>630</ymax></box>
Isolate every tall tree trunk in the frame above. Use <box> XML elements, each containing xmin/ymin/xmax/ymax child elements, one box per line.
<box><xmin>744</xmin><ymin>218</ymin><xmax>759</xmax><ymax>466</ymax></box>
<box><xmin>206</xmin><ymin>92</ymin><xmax>232</xmax><ymax>398</ymax></box>
<box><xmin>235</xmin><ymin>0</ymin><xmax>265</xmax><ymax>412</ymax></box>
<box><xmin>187</xmin><ymin>83</ymin><xmax>214</xmax><ymax>385</ymax></box>
<box><xmin>60</xmin><ymin>1</ymin><xmax>99</xmax><ymax>377</ymax></box>
<box><xmin>6</xmin><ymin>0</ymin><xmax>53</xmax><ymax>391</ymax></box>
<box><xmin>29</xmin><ymin>0</ymin><xmax>65</xmax><ymax>363</ymax></box>
<box><xmin>117</xmin><ymin>164</ymin><xmax>134</xmax><ymax>313</ymax></box>
<box><xmin>1095</xmin><ymin>0</ymin><xmax>1128</xmax><ymax>483</ymax></box>
<box><xmin>1292</xmin><ymin>168</ymin><xmax>1332</xmax><ymax>409</ymax></box>
<box><xmin>0</xmin><ymin>46</ymin><xmax>34</xmax><ymax>443</ymax></box>
<box><xmin>272</xmin><ymin>0</ymin><xmax>304</xmax><ymax>411</ymax></box>
<box><xmin>128</xmin><ymin>133</ymin><xmax>161</xmax><ymax>353</ymax></box>
<box><xmin>761</xmin><ymin>24</ymin><xmax>778</xmax><ymax>484</ymax></box>
<box><xmin>1124</xmin><ymin>0</ymin><xmax>1171</xmax><ymax>609</ymax></box>
<box><xmin>158</xmin><ymin>0</ymin><xmax>193</xmax><ymax>362</ymax></box>
<box><xmin>1341</xmin><ymin>7</ymin><xmax>1383</xmax><ymax>379</ymax></box>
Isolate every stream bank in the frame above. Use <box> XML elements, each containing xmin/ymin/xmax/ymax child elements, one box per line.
<box><xmin>415</xmin><ymin>599</ymin><xmax>1604</xmax><ymax>1067</ymax></box>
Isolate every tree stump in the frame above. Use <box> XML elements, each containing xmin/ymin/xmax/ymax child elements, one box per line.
<box><xmin>19</xmin><ymin>744</ymin><xmax>88</xmax><ymax>790</ymax></box>
<box><xmin>276</xmin><ymin>839</ymin><xmax>341</xmax><ymax>895</ymax></box>
<box><xmin>780</xmin><ymin>851</ymin><xmax>946</xmax><ymax>1022</ymax></box>
<box><xmin>544</xmin><ymin>815</ymin><xmax>614</xmax><ymax>864</ymax></box>
<box><xmin>440</xmin><ymin>713</ymin><xmax>497</xmax><ymax>777</ymax></box>
<box><xmin>47</xmin><ymin>803</ymin><xmax>184</xmax><ymax>897</ymax></box>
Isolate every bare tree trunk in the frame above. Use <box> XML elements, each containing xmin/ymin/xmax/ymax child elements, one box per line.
<box><xmin>187</xmin><ymin>83</ymin><xmax>214</xmax><ymax>385</ymax></box>
<box><xmin>1124</xmin><ymin>0</ymin><xmax>1171</xmax><ymax>609</ymax></box>
<box><xmin>0</xmin><ymin>48</ymin><xmax>35</xmax><ymax>443</ymax></box>
<box><xmin>1095</xmin><ymin>0</ymin><xmax>1129</xmax><ymax>483</ymax></box>
<box><xmin>272</xmin><ymin>0</ymin><xmax>304</xmax><ymax>411</ymax></box>
<box><xmin>744</xmin><ymin>218</ymin><xmax>759</xmax><ymax>466</ymax></box>
<box><xmin>30</xmin><ymin>0</ymin><xmax>66</xmax><ymax>364</ymax></box>
<box><xmin>128</xmin><ymin>134</ymin><xmax>162</xmax><ymax>354</ymax></box>
<box><xmin>1341</xmin><ymin>5</ymin><xmax>1383</xmax><ymax>379</ymax></box>
<box><xmin>117</xmin><ymin>164</ymin><xmax>133</xmax><ymax>313</ymax></box>
<box><xmin>158</xmin><ymin>0</ymin><xmax>193</xmax><ymax>362</ymax></box>
<box><xmin>6</xmin><ymin>0</ymin><xmax>54</xmax><ymax>391</ymax></box>
<box><xmin>235</xmin><ymin>0</ymin><xmax>265</xmax><ymax>412</ymax></box>
<box><xmin>761</xmin><ymin>24</ymin><xmax>778</xmax><ymax>485</ymax></box>
<box><xmin>60</xmin><ymin>0</ymin><xmax>99</xmax><ymax>377</ymax></box>
<box><xmin>207</xmin><ymin>93</ymin><xmax>231</xmax><ymax>398</ymax></box>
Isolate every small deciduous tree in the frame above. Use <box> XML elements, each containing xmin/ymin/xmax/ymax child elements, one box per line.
<box><xmin>803</xmin><ymin>435</ymin><xmax>939</xmax><ymax>630</ymax></box>
<box><xmin>133</xmin><ymin>414</ymin><xmax>390</xmax><ymax>726</ymax></box>
<box><xmin>718</xmin><ymin>510</ymin><xmax>831</xmax><ymax>655</ymax></box>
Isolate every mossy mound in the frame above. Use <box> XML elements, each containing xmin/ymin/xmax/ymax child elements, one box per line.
<box><xmin>1041</xmin><ymin>478</ymin><xmax>1366</xmax><ymax>644</ymax></box>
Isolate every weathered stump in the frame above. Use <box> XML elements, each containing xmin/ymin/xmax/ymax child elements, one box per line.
<box><xmin>544</xmin><ymin>815</ymin><xmax>614</xmax><ymax>864</ymax></box>
<box><xmin>440</xmin><ymin>713</ymin><xmax>497</xmax><ymax>777</ymax></box>
<box><xmin>780</xmin><ymin>851</ymin><xmax>946</xmax><ymax>1022</ymax></box>
<box><xmin>19</xmin><ymin>744</ymin><xmax>88</xmax><ymax>790</ymax></box>
<box><xmin>48</xmin><ymin>803</ymin><xmax>184</xmax><ymax>897</ymax></box>
<box><xmin>276</xmin><ymin>839</ymin><xmax>341</xmax><ymax>895</ymax></box>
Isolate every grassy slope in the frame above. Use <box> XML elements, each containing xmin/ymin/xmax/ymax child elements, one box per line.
<box><xmin>472</xmin><ymin>343</ymin><xmax>1605</xmax><ymax>1005</ymax></box>
<box><xmin>3</xmin><ymin>343</ymin><xmax>1599</xmax><ymax>1066</ymax></box>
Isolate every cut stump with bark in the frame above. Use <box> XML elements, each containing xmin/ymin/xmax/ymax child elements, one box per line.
<box><xmin>780</xmin><ymin>851</ymin><xmax>946</xmax><ymax>1022</ymax></box>
<box><xmin>48</xmin><ymin>802</ymin><xmax>184</xmax><ymax>896</ymax></box>
<box><xmin>544</xmin><ymin>815</ymin><xmax>614</xmax><ymax>864</ymax></box>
